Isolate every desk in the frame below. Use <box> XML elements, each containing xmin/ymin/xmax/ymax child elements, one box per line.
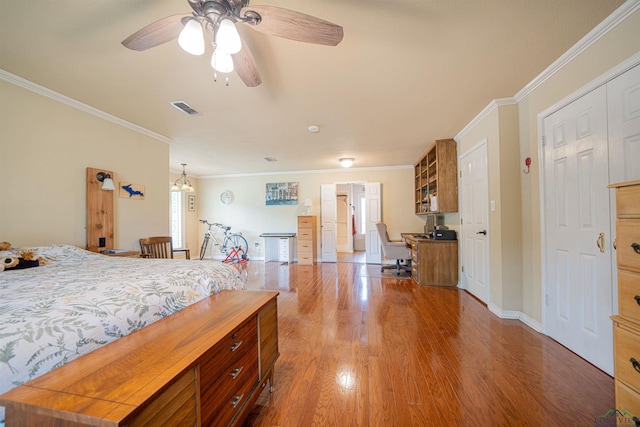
<box><xmin>259</xmin><ymin>233</ymin><xmax>296</xmax><ymax>263</ymax></box>
<box><xmin>402</xmin><ymin>233</ymin><xmax>458</xmax><ymax>286</ymax></box>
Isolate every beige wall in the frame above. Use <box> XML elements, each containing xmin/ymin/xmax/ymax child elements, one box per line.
<box><xmin>0</xmin><ymin>80</ymin><xmax>170</xmax><ymax>250</ymax></box>
<box><xmin>458</xmin><ymin>7</ymin><xmax>640</xmax><ymax>324</ymax></box>
<box><xmin>456</xmin><ymin>104</ymin><xmax>522</xmax><ymax>314</ymax></box>
<box><xmin>195</xmin><ymin>168</ymin><xmax>427</xmax><ymax>260</ymax></box>
<box><xmin>519</xmin><ymin>11</ymin><xmax>640</xmax><ymax>323</ymax></box>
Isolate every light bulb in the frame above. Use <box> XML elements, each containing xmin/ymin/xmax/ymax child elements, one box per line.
<box><xmin>215</xmin><ymin>19</ymin><xmax>241</xmax><ymax>54</ymax></box>
<box><xmin>178</xmin><ymin>19</ymin><xmax>205</xmax><ymax>55</ymax></box>
<box><xmin>211</xmin><ymin>49</ymin><xmax>234</xmax><ymax>73</ymax></box>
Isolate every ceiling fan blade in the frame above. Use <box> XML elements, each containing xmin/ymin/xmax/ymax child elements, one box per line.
<box><xmin>240</xmin><ymin>6</ymin><xmax>343</xmax><ymax>46</ymax></box>
<box><xmin>122</xmin><ymin>14</ymin><xmax>191</xmax><ymax>51</ymax></box>
<box><xmin>232</xmin><ymin>36</ymin><xmax>262</xmax><ymax>87</ymax></box>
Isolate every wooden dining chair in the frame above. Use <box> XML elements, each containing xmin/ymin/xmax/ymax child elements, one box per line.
<box><xmin>139</xmin><ymin>236</ymin><xmax>190</xmax><ymax>259</ymax></box>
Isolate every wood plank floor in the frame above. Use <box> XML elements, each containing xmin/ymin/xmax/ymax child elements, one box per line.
<box><xmin>240</xmin><ymin>261</ymin><xmax>614</xmax><ymax>426</ymax></box>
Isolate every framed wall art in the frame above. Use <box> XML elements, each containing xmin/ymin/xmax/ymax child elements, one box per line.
<box><xmin>265</xmin><ymin>182</ymin><xmax>298</xmax><ymax>206</ymax></box>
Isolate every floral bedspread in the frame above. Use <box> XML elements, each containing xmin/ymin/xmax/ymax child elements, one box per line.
<box><xmin>0</xmin><ymin>244</ymin><xmax>245</xmax><ymax>422</ymax></box>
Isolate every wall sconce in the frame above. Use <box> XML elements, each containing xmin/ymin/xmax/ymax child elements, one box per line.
<box><xmin>304</xmin><ymin>198</ymin><xmax>313</xmax><ymax>215</ymax></box>
<box><xmin>339</xmin><ymin>158</ymin><xmax>354</xmax><ymax>168</ymax></box>
<box><xmin>96</xmin><ymin>172</ymin><xmax>115</xmax><ymax>191</ymax></box>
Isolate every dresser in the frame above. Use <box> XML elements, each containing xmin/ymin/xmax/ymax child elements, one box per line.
<box><xmin>609</xmin><ymin>180</ymin><xmax>640</xmax><ymax>420</ymax></box>
<box><xmin>297</xmin><ymin>216</ymin><xmax>317</xmax><ymax>265</ymax></box>
<box><xmin>0</xmin><ymin>290</ymin><xmax>279</xmax><ymax>427</ymax></box>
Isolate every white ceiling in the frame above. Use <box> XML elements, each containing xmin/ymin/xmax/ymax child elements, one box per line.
<box><xmin>0</xmin><ymin>0</ymin><xmax>624</xmax><ymax>177</ymax></box>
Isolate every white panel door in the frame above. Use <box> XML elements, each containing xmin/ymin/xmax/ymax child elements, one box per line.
<box><xmin>459</xmin><ymin>140</ymin><xmax>489</xmax><ymax>303</ymax></box>
<box><xmin>320</xmin><ymin>184</ymin><xmax>337</xmax><ymax>262</ymax></box>
<box><xmin>365</xmin><ymin>182</ymin><xmax>382</xmax><ymax>264</ymax></box>
<box><xmin>607</xmin><ymin>64</ymin><xmax>640</xmax><ymax>183</ymax></box>
<box><xmin>543</xmin><ymin>85</ymin><xmax>613</xmax><ymax>375</ymax></box>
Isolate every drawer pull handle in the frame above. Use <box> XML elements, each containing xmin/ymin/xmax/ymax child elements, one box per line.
<box><xmin>230</xmin><ymin>366</ymin><xmax>244</xmax><ymax>379</ymax></box>
<box><xmin>632</xmin><ymin>242</ymin><xmax>640</xmax><ymax>254</ymax></box>
<box><xmin>635</xmin><ymin>295</ymin><xmax>640</xmax><ymax>306</ymax></box>
<box><xmin>631</xmin><ymin>357</ymin><xmax>640</xmax><ymax>373</ymax></box>
<box><xmin>230</xmin><ymin>340</ymin><xmax>243</xmax><ymax>352</ymax></box>
<box><xmin>230</xmin><ymin>393</ymin><xmax>244</xmax><ymax>408</ymax></box>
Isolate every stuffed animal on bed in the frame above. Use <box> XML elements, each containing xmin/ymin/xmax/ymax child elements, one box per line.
<box><xmin>0</xmin><ymin>241</ymin><xmax>44</xmax><ymax>272</ymax></box>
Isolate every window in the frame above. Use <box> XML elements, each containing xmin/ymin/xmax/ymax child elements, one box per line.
<box><xmin>170</xmin><ymin>190</ymin><xmax>185</xmax><ymax>248</ymax></box>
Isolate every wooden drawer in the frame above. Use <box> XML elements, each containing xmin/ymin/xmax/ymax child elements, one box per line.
<box><xmin>200</xmin><ymin>318</ymin><xmax>257</xmax><ymax>397</ymax></box>
<box><xmin>298</xmin><ymin>241</ymin><xmax>314</xmax><ymax>252</ymax></box>
<box><xmin>617</xmin><ymin>185</ymin><xmax>640</xmax><ymax>219</ymax></box>
<box><xmin>615</xmin><ymin>380</ymin><xmax>640</xmax><ymax>420</ymax></box>
<box><xmin>617</xmin><ymin>221</ymin><xmax>640</xmax><ymax>272</ymax></box>
<box><xmin>298</xmin><ymin>252</ymin><xmax>314</xmax><ymax>265</ymax></box>
<box><xmin>619</xmin><ymin>270</ymin><xmax>640</xmax><ymax>324</ymax></box>
<box><xmin>200</xmin><ymin>342</ymin><xmax>258</xmax><ymax>426</ymax></box>
<box><xmin>298</xmin><ymin>216</ymin><xmax>315</xmax><ymax>228</ymax></box>
<box><xmin>613</xmin><ymin>321</ymin><xmax>640</xmax><ymax>392</ymax></box>
<box><xmin>208</xmin><ymin>367</ymin><xmax>259</xmax><ymax>427</ymax></box>
<box><xmin>298</xmin><ymin>228</ymin><xmax>314</xmax><ymax>240</ymax></box>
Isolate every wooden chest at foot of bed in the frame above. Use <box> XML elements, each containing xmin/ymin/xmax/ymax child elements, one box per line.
<box><xmin>0</xmin><ymin>290</ymin><xmax>279</xmax><ymax>427</ymax></box>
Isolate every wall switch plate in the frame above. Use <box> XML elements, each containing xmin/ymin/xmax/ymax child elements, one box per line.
<box><xmin>99</xmin><ymin>237</ymin><xmax>106</xmax><ymax>247</ymax></box>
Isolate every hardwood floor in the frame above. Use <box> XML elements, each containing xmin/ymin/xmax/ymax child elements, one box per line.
<box><xmin>241</xmin><ymin>261</ymin><xmax>614</xmax><ymax>426</ymax></box>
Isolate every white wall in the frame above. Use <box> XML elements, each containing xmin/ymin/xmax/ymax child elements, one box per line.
<box><xmin>0</xmin><ymin>80</ymin><xmax>170</xmax><ymax>250</ymax></box>
<box><xmin>196</xmin><ymin>168</ymin><xmax>426</xmax><ymax>260</ymax></box>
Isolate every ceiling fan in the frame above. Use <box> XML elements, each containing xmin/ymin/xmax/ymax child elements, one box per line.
<box><xmin>121</xmin><ymin>0</ymin><xmax>344</xmax><ymax>87</ymax></box>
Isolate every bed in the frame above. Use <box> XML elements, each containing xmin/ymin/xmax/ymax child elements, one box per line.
<box><xmin>0</xmin><ymin>244</ymin><xmax>246</xmax><ymax>425</ymax></box>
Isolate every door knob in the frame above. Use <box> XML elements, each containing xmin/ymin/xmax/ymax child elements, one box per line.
<box><xmin>476</xmin><ymin>230</ymin><xmax>487</xmax><ymax>235</ymax></box>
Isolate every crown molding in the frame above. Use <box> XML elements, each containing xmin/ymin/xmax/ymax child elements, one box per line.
<box><xmin>0</xmin><ymin>69</ymin><xmax>172</xmax><ymax>145</ymax></box>
<box><xmin>454</xmin><ymin>97</ymin><xmax>517</xmax><ymax>141</ymax></box>
<box><xmin>514</xmin><ymin>0</ymin><xmax>640</xmax><ymax>102</ymax></box>
<box><xmin>455</xmin><ymin>0</ymin><xmax>640</xmax><ymax>142</ymax></box>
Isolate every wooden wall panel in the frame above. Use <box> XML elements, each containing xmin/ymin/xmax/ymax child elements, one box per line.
<box><xmin>86</xmin><ymin>167</ymin><xmax>114</xmax><ymax>252</ymax></box>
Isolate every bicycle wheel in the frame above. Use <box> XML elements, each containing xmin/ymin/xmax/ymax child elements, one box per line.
<box><xmin>224</xmin><ymin>234</ymin><xmax>248</xmax><ymax>262</ymax></box>
<box><xmin>199</xmin><ymin>236</ymin><xmax>210</xmax><ymax>260</ymax></box>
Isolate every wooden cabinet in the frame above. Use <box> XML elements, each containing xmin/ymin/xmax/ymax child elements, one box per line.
<box><xmin>0</xmin><ymin>290</ymin><xmax>279</xmax><ymax>427</ymax></box>
<box><xmin>414</xmin><ymin>139</ymin><xmax>458</xmax><ymax>214</ymax></box>
<box><xmin>609</xmin><ymin>180</ymin><xmax>640</xmax><ymax>419</ymax></box>
<box><xmin>297</xmin><ymin>216</ymin><xmax>317</xmax><ymax>265</ymax></box>
<box><xmin>404</xmin><ymin>235</ymin><xmax>458</xmax><ymax>286</ymax></box>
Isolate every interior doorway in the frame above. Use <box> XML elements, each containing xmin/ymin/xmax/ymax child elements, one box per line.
<box><xmin>321</xmin><ymin>182</ymin><xmax>381</xmax><ymax>263</ymax></box>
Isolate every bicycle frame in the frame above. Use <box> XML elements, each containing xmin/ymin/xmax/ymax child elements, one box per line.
<box><xmin>199</xmin><ymin>220</ymin><xmax>248</xmax><ymax>263</ymax></box>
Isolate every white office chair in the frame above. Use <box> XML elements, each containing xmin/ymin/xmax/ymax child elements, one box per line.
<box><xmin>375</xmin><ymin>222</ymin><xmax>412</xmax><ymax>275</ymax></box>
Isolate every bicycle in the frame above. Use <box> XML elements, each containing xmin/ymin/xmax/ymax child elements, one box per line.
<box><xmin>199</xmin><ymin>220</ymin><xmax>249</xmax><ymax>263</ymax></box>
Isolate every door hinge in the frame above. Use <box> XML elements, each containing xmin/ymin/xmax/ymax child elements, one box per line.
<box><xmin>461</xmin><ymin>266</ymin><xmax>464</xmax><ymax>273</ymax></box>
<box><xmin>545</xmin><ymin>294</ymin><xmax>549</xmax><ymax>306</ymax></box>
<box><xmin>542</xmin><ymin>135</ymin><xmax>546</xmax><ymax>146</ymax></box>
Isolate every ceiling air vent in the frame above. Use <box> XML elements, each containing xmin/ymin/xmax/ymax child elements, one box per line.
<box><xmin>170</xmin><ymin>101</ymin><xmax>200</xmax><ymax>116</ymax></box>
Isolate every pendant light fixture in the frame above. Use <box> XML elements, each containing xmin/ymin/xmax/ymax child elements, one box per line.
<box><xmin>172</xmin><ymin>163</ymin><xmax>195</xmax><ymax>192</ymax></box>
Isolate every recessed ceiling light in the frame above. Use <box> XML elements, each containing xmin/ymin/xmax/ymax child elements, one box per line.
<box><xmin>264</xmin><ymin>157</ymin><xmax>278</xmax><ymax>162</ymax></box>
<box><xmin>307</xmin><ymin>125</ymin><xmax>320</xmax><ymax>133</ymax></box>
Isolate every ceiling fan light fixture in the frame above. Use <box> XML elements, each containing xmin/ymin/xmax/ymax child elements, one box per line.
<box><xmin>216</xmin><ymin>19</ymin><xmax>242</xmax><ymax>54</ymax></box>
<box><xmin>211</xmin><ymin>49</ymin><xmax>234</xmax><ymax>73</ymax></box>
<box><xmin>178</xmin><ymin>18</ymin><xmax>205</xmax><ymax>55</ymax></box>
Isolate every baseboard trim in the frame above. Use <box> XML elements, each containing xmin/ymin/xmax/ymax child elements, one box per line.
<box><xmin>488</xmin><ymin>303</ymin><xmax>543</xmax><ymax>333</ymax></box>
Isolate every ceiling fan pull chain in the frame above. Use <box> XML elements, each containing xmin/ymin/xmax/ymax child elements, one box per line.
<box><xmin>226</xmin><ymin>76</ymin><xmax>230</xmax><ymax>86</ymax></box>
<box><xmin>213</xmin><ymin>71</ymin><xmax>218</xmax><ymax>83</ymax></box>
